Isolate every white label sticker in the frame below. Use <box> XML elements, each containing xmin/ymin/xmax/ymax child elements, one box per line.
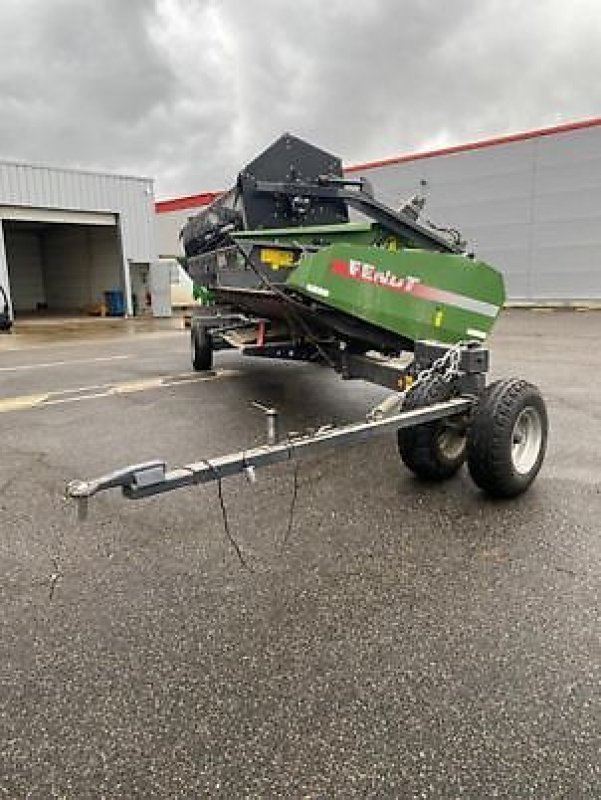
<box><xmin>466</xmin><ymin>327</ymin><xmax>487</xmax><ymax>340</ymax></box>
<box><xmin>306</xmin><ymin>283</ymin><xmax>330</xmax><ymax>298</ymax></box>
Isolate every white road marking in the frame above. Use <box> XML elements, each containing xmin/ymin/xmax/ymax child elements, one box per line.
<box><xmin>0</xmin><ymin>354</ymin><xmax>132</xmax><ymax>372</ymax></box>
<box><xmin>0</xmin><ymin>369</ymin><xmax>239</xmax><ymax>414</ymax></box>
<box><xmin>43</xmin><ymin>392</ymin><xmax>111</xmax><ymax>407</ymax></box>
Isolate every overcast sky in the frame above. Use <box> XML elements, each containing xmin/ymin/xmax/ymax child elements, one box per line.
<box><xmin>1</xmin><ymin>0</ymin><xmax>600</xmax><ymax>198</ymax></box>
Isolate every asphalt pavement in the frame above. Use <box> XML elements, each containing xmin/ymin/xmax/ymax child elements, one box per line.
<box><xmin>0</xmin><ymin>310</ymin><xmax>599</xmax><ymax>798</ymax></box>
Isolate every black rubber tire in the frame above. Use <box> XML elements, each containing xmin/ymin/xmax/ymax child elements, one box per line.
<box><xmin>191</xmin><ymin>324</ymin><xmax>213</xmax><ymax>371</ymax></box>
<box><xmin>467</xmin><ymin>378</ymin><xmax>548</xmax><ymax>498</ymax></box>
<box><xmin>398</xmin><ymin>375</ymin><xmax>467</xmax><ymax>481</ymax></box>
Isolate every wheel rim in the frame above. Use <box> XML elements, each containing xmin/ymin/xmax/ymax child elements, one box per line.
<box><xmin>437</xmin><ymin>426</ymin><xmax>466</xmax><ymax>462</ymax></box>
<box><xmin>511</xmin><ymin>406</ymin><xmax>543</xmax><ymax>475</ymax></box>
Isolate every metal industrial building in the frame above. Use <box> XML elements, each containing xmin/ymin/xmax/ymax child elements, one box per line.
<box><xmin>155</xmin><ymin>117</ymin><xmax>601</xmax><ymax>303</ymax></box>
<box><xmin>0</xmin><ymin>161</ymin><xmax>157</xmax><ymax>321</ymax></box>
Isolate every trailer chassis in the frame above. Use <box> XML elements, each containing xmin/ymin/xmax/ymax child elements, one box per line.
<box><xmin>66</xmin><ymin>338</ymin><xmax>548</xmax><ymax>518</ymax></box>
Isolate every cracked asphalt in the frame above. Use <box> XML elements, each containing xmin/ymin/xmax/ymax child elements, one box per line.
<box><xmin>0</xmin><ymin>310</ymin><xmax>599</xmax><ymax>799</ymax></box>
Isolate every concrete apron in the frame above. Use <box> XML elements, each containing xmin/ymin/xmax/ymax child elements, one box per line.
<box><xmin>0</xmin><ymin>315</ymin><xmax>184</xmax><ymax>350</ymax></box>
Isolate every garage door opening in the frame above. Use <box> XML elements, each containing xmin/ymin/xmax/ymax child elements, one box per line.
<box><xmin>3</xmin><ymin>217</ymin><xmax>126</xmax><ymax>318</ymax></box>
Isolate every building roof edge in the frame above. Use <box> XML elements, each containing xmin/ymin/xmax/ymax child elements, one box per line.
<box><xmin>155</xmin><ymin>191</ymin><xmax>222</xmax><ymax>214</ymax></box>
<box><xmin>344</xmin><ymin>116</ymin><xmax>601</xmax><ymax>173</ymax></box>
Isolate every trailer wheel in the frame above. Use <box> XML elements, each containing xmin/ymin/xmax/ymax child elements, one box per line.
<box><xmin>191</xmin><ymin>324</ymin><xmax>213</xmax><ymax>371</ymax></box>
<box><xmin>398</xmin><ymin>376</ymin><xmax>467</xmax><ymax>481</ymax></box>
<box><xmin>467</xmin><ymin>379</ymin><xmax>547</xmax><ymax>498</ymax></box>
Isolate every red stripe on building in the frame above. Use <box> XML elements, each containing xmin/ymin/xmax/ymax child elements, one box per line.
<box><xmin>155</xmin><ymin>191</ymin><xmax>222</xmax><ymax>214</ymax></box>
<box><xmin>345</xmin><ymin>116</ymin><xmax>601</xmax><ymax>173</ymax></box>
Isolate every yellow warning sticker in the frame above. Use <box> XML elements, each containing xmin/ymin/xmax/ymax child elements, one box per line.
<box><xmin>260</xmin><ymin>248</ymin><xmax>294</xmax><ymax>269</ymax></box>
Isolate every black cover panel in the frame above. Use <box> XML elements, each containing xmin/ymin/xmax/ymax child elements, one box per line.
<box><xmin>238</xmin><ymin>133</ymin><xmax>348</xmax><ymax>230</ymax></box>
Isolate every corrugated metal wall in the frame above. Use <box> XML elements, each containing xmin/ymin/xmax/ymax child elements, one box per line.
<box><xmin>0</xmin><ymin>162</ymin><xmax>155</xmax><ymax>260</ymax></box>
<box><xmin>0</xmin><ymin>161</ymin><xmax>157</xmax><ymax>316</ymax></box>
<box><xmin>346</xmin><ymin>126</ymin><xmax>601</xmax><ymax>301</ymax></box>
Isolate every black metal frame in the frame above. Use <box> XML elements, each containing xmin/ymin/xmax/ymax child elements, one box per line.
<box><xmin>193</xmin><ymin>312</ymin><xmax>489</xmax><ymax>395</ymax></box>
<box><xmin>250</xmin><ymin>177</ymin><xmax>462</xmax><ymax>253</ymax></box>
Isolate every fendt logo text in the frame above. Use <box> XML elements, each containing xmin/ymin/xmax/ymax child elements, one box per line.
<box><xmin>330</xmin><ymin>259</ymin><xmax>421</xmax><ymax>293</ymax></box>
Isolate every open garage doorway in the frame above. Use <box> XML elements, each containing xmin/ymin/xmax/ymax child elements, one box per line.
<box><xmin>2</xmin><ymin>212</ymin><xmax>127</xmax><ymax>319</ymax></box>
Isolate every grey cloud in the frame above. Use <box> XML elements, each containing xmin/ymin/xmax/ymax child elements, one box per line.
<box><xmin>0</xmin><ymin>0</ymin><xmax>600</xmax><ymax>197</ymax></box>
<box><xmin>0</xmin><ymin>0</ymin><xmax>178</xmax><ymax>169</ymax></box>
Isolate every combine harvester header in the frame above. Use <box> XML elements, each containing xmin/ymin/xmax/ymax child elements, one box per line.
<box><xmin>68</xmin><ymin>135</ymin><xmax>547</xmax><ymax>531</ymax></box>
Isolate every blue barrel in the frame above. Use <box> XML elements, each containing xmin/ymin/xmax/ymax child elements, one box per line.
<box><xmin>104</xmin><ymin>290</ymin><xmax>125</xmax><ymax>317</ymax></box>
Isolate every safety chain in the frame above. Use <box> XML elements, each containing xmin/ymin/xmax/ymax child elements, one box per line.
<box><xmin>403</xmin><ymin>340</ymin><xmax>468</xmax><ymax>397</ymax></box>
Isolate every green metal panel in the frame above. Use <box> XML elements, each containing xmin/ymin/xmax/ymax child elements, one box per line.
<box><xmin>233</xmin><ymin>222</ymin><xmax>400</xmax><ymax>248</ymax></box>
<box><xmin>286</xmin><ymin>244</ymin><xmax>505</xmax><ymax>344</ymax></box>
